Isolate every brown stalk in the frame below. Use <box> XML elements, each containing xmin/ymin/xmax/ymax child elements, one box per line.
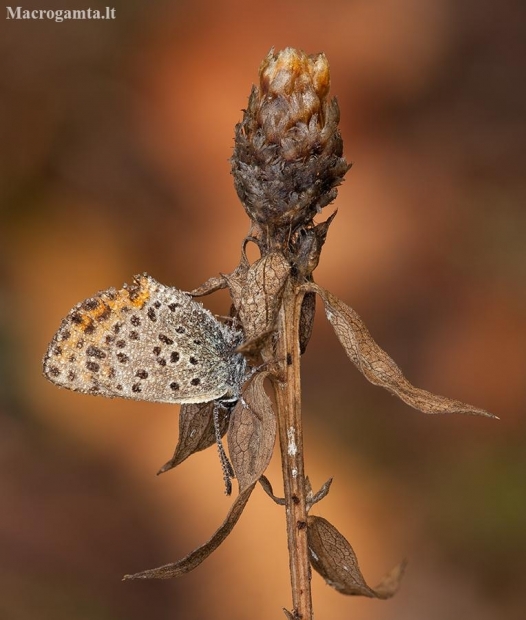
<box><xmin>270</xmin><ymin>281</ymin><xmax>312</xmax><ymax>619</ymax></box>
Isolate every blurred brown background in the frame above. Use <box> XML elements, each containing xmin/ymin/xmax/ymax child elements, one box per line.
<box><xmin>1</xmin><ymin>0</ymin><xmax>525</xmax><ymax>618</ymax></box>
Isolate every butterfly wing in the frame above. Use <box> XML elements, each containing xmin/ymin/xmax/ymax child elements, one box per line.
<box><xmin>43</xmin><ymin>274</ymin><xmax>237</xmax><ymax>404</ymax></box>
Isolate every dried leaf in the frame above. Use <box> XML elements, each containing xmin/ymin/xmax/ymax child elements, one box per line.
<box><xmin>311</xmin><ymin>284</ymin><xmax>497</xmax><ymax>418</ymax></box>
<box><xmin>260</xmin><ymin>476</ymin><xmax>333</xmax><ymax>509</ymax></box>
<box><xmin>259</xmin><ymin>475</ymin><xmax>285</xmax><ymax>505</ymax></box>
<box><xmin>123</xmin><ymin>483</ymin><xmax>255</xmax><ymax>580</ymax></box>
<box><xmin>372</xmin><ymin>559</ymin><xmax>408</xmax><ymax>600</ymax></box>
<box><xmin>191</xmin><ymin>243</ymin><xmax>251</xmax><ymax>298</ymax></box>
<box><xmin>221</xmin><ymin>261</ymin><xmax>249</xmax><ymax>310</ymax></box>
<box><xmin>157</xmin><ymin>402</ymin><xmax>230</xmax><ymax>474</ymax></box>
<box><xmin>190</xmin><ymin>275</ymin><xmax>228</xmax><ymax>297</ymax></box>
<box><xmin>292</xmin><ymin>214</ymin><xmax>336</xmax><ymax>353</ymax></box>
<box><xmin>298</xmin><ymin>291</ymin><xmax>316</xmax><ymax>354</ymax></box>
<box><xmin>307</xmin><ymin>516</ymin><xmax>405</xmax><ymax>598</ymax></box>
<box><xmin>307</xmin><ymin>515</ymin><xmax>374</xmax><ymax>596</ymax></box>
<box><xmin>236</xmin><ymin>328</ymin><xmax>276</xmax><ymax>358</ymax></box>
<box><xmin>293</xmin><ymin>211</ymin><xmax>337</xmax><ymax>280</ymax></box>
<box><xmin>307</xmin><ymin>477</ymin><xmax>333</xmax><ymax>510</ymax></box>
<box><xmin>226</xmin><ymin>251</ymin><xmax>290</xmax><ymax>346</ymax></box>
<box><xmin>228</xmin><ymin>373</ymin><xmax>276</xmax><ymax>492</ymax></box>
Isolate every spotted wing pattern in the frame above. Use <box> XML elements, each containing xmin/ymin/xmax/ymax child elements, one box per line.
<box><xmin>43</xmin><ymin>274</ymin><xmax>245</xmax><ymax>404</ymax></box>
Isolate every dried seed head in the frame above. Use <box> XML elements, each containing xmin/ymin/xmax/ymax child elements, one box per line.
<box><xmin>231</xmin><ymin>48</ymin><xmax>350</xmax><ymax>238</ymax></box>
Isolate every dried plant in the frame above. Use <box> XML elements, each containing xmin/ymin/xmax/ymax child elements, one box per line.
<box><xmin>43</xmin><ymin>48</ymin><xmax>496</xmax><ymax>619</ymax></box>
<box><xmin>125</xmin><ymin>47</ymin><xmax>495</xmax><ymax>615</ymax></box>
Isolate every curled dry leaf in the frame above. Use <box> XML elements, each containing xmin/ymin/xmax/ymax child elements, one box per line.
<box><xmin>226</xmin><ymin>251</ymin><xmax>291</xmax><ymax>347</ymax></box>
<box><xmin>123</xmin><ymin>484</ymin><xmax>255</xmax><ymax>580</ymax></box>
<box><xmin>307</xmin><ymin>477</ymin><xmax>333</xmax><ymax>510</ymax></box>
<box><xmin>259</xmin><ymin>475</ymin><xmax>286</xmax><ymax>505</ymax></box>
<box><xmin>228</xmin><ymin>372</ymin><xmax>276</xmax><ymax>492</ymax></box>
<box><xmin>310</xmin><ymin>284</ymin><xmax>496</xmax><ymax>418</ymax></box>
<box><xmin>292</xmin><ymin>211</ymin><xmax>337</xmax><ymax>281</ymax></box>
<box><xmin>371</xmin><ymin>559</ymin><xmax>409</xmax><ymax>600</ymax></box>
<box><xmin>157</xmin><ymin>402</ymin><xmax>230</xmax><ymax>474</ymax></box>
<box><xmin>307</xmin><ymin>516</ymin><xmax>405</xmax><ymax>598</ymax></box>
<box><xmin>298</xmin><ymin>291</ymin><xmax>316</xmax><ymax>355</ymax></box>
<box><xmin>259</xmin><ymin>475</ymin><xmax>333</xmax><ymax>510</ymax></box>
<box><xmin>189</xmin><ymin>274</ymin><xmax>228</xmax><ymax>297</ymax></box>
<box><xmin>294</xmin><ymin>213</ymin><xmax>337</xmax><ymax>353</ymax></box>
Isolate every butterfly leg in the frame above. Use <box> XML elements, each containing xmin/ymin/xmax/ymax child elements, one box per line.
<box><xmin>213</xmin><ymin>402</ymin><xmax>235</xmax><ymax>495</ymax></box>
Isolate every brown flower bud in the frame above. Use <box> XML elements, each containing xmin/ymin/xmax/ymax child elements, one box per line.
<box><xmin>231</xmin><ymin>48</ymin><xmax>350</xmax><ymax>237</ymax></box>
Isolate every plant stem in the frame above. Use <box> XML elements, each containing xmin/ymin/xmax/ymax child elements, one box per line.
<box><xmin>272</xmin><ymin>279</ymin><xmax>312</xmax><ymax>619</ymax></box>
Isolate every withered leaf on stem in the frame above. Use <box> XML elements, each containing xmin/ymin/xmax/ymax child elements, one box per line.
<box><xmin>123</xmin><ymin>484</ymin><xmax>255</xmax><ymax>580</ymax></box>
<box><xmin>306</xmin><ymin>477</ymin><xmax>333</xmax><ymax>510</ymax></box>
<box><xmin>189</xmin><ymin>274</ymin><xmax>228</xmax><ymax>297</ymax></box>
<box><xmin>157</xmin><ymin>402</ymin><xmax>230</xmax><ymax>474</ymax></box>
<box><xmin>259</xmin><ymin>475</ymin><xmax>333</xmax><ymax>509</ymax></box>
<box><xmin>294</xmin><ymin>213</ymin><xmax>337</xmax><ymax>353</ymax></box>
<box><xmin>310</xmin><ymin>284</ymin><xmax>496</xmax><ymax>418</ymax></box>
<box><xmin>259</xmin><ymin>475</ymin><xmax>286</xmax><ymax>505</ymax></box>
<box><xmin>292</xmin><ymin>211</ymin><xmax>337</xmax><ymax>281</ymax></box>
<box><xmin>226</xmin><ymin>251</ymin><xmax>291</xmax><ymax>348</ymax></box>
<box><xmin>298</xmin><ymin>291</ymin><xmax>316</xmax><ymax>355</ymax></box>
<box><xmin>228</xmin><ymin>372</ymin><xmax>276</xmax><ymax>492</ymax></box>
<box><xmin>307</xmin><ymin>516</ymin><xmax>406</xmax><ymax>598</ymax></box>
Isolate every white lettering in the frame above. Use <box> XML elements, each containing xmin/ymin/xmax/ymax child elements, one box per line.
<box><xmin>6</xmin><ymin>6</ymin><xmax>117</xmax><ymax>21</ymax></box>
<box><xmin>6</xmin><ymin>6</ymin><xmax>21</xmax><ymax>19</ymax></box>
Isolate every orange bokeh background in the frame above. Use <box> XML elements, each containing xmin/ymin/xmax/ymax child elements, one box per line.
<box><xmin>1</xmin><ymin>1</ymin><xmax>525</xmax><ymax>618</ymax></box>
